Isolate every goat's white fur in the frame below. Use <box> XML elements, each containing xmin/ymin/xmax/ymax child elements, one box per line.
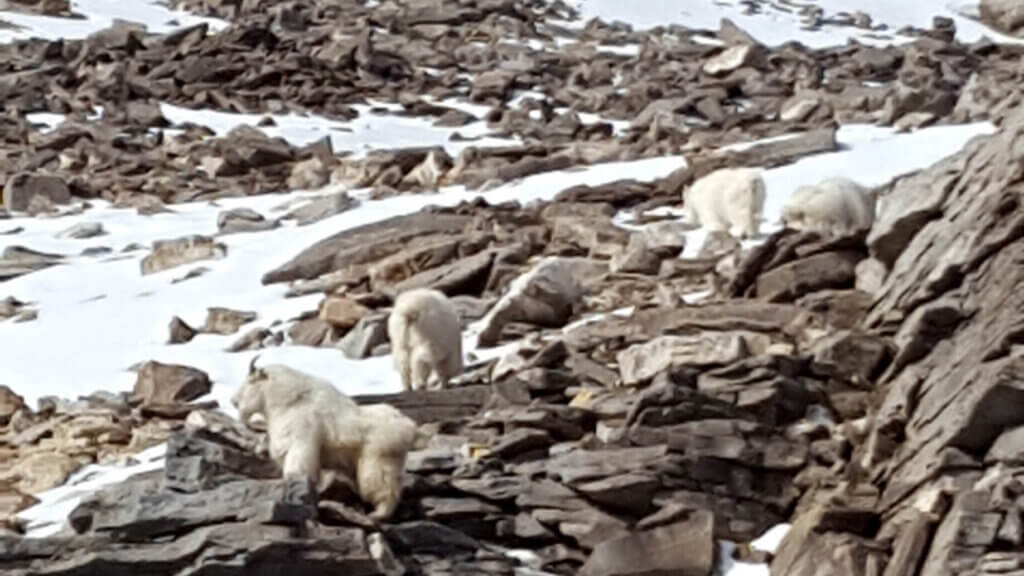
<box><xmin>682</xmin><ymin>167</ymin><xmax>767</xmax><ymax>239</ymax></box>
<box><xmin>231</xmin><ymin>361</ymin><xmax>418</xmax><ymax>520</ymax></box>
<box><xmin>387</xmin><ymin>288</ymin><xmax>463</xmax><ymax>391</ymax></box>
<box><xmin>781</xmin><ymin>177</ymin><xmax>876</xmax><ymax>236</ymax></box>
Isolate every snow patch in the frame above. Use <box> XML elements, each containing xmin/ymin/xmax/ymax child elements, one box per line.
<box><xmin>570</xmin><ymin>0</ymin><xmax>1023</xmax><ymax>47</ymax></box>
<box><xmin>0</xmin><ymin>0</ymin><xmax>228</xmax><ymax>44</ymax></box>
<box><xmin>159</xmin><ymin>102</ymin><xmax>520</xmax><ymax>159</ymax></box>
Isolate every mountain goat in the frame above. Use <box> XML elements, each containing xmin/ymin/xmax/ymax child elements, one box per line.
<box><xmin>387</xmin><ymin>288</ymin><xmax>463</xmax><ymax>392</ymax></box>
<box><xmin>682</xmin><ymin>167</ymin><xmax>767</xmax><ymax>239</ymax></box>
<box><xmin>231</xmin><ymin>359</ymin><xmax>418</xmax><ymax>520</ymax></box>
<box><xmin>780</xmin><ymin>177</ymin><xmax>876</xmax><ymax>236</ymax></box>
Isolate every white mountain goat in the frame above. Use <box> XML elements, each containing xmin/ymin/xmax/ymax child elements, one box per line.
<box><xmin>780</xmin><ymin>176</ymin><xmax>877</xmax><ymax>236</ymax></box>
<box><xmin>387</xmin><ymin>288</ymin><xmax>463</xmax><ymax>391</ymax></box>
<box><xmin>682</xmin><ymin>167</ymin><xmax>767</xmax><ymax>239</ymax></box>
<box><xmin>231</xmin><ymin>359</ymin><xmax>418</xmax><ymax>520</ymax></box>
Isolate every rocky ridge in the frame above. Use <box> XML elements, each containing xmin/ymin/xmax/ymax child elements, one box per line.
<box><xmin>2</xmin><ymin>1</ymin><xmax>1024</xmax><ymax>576</ymax></box>
<box><xmin>0</xmin><ymin>0</ymin><xmax>1022</xmax><ymax>211</ymax></box>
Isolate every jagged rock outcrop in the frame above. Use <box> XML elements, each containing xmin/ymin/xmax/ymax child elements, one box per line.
<box><xmin>774</xmin><ymin>100</ymin><xmax>1024</xmax><ymax>576</ymax></box>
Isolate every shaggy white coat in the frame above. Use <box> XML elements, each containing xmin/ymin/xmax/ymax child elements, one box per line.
<box><xmin>231</xmin><ymin>361</ymin><xmax>418</xmax><ymax>520</ymax></box>
<box><xmin>387</xmin><ymin>288</ymin><xmax>463</xmax><ymax>391</ymax></box>
<box><xmin>781</xmin><ymin>177</ymin><xmax>876</xmax><ymax>236</ymax></box>
<box><xmin>682</xmin><ymin>167</ymin><xmax>767</xmax><ymax>239</ymax></box>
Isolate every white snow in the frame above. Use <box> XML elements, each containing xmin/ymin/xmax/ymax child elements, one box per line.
<box><xmin>752</xmin><ymin>523</ymin><xmax>792</xmax><ymax>553</ymax></box>
<box><xmin>569</xmin><ymin>0</ymin><xmax>1024</xmax><ymax>47</ymax></box>
<box><xmin>159</xmin><ymin>102</ymin><xmax>520</xmax><ymax>159</ymax></box>
<box><xmin>0</xmin><ymin>156</ymin><xmax>685</xmax><ymax>414</ymax></box>
<box><xmin>0</xmin><ymin>0</ymin><xmax>228</xmax><ymax>44</ymax></box>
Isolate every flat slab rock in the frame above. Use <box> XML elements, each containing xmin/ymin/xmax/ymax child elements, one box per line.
<box><xmin>0</xmin><ymin>522</ymin><xmax>383</xmax><ymax>576</ymax></box>
<box><xmin>580</xmin><ymin>510</ymin><xmax>716</xmax><ymax>576</ymax></box>
<box><xmin>261</xmin><ymin>212</ymin><xmax>471</xmax><ymax>284</ymax></box>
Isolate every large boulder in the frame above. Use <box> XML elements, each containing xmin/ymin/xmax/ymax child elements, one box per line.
<box><xmin>261</xmin><ymin>212</ymin><xmax>471</xmax><ymax>285</ymax></box>
<box><xmin>784</xmin><ymin>106</ymin><xmax>1024</xmax><ymax>576</ymax></box>
<box><xmin>476</xmin><ymin>257</ymin><xmax>600</xmax><ymax>347</ymax></box>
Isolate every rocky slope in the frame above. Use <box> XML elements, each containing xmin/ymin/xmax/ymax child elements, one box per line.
<box><xmin>2</xmin><ymin>0</ymin><xmax>1024</xmax><ymax>575</ymax></box>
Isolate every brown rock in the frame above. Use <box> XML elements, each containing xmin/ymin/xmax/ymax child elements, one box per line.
<box><xmin>287</xmin><ymin>156</ymin><xmax>330</xmax><ymax>191</ymax></box>
<box><xmin>319</xmin><ymin>296</ymin><xmax>370</xmax><ymax>330</ymax></box>
<box><xmin>575</xmin><ymin>473</ymin><xmax>660</xmax><ymax>516</ymax></box>
<box><xmin>132</xmin><ymin>361</ymin><xmax>211</xmax><ymax>406</ymax></box>
<box><xmin>550</xmin><ymin>216</ymin><xmax>630</xmax><ymax>258</ymax></box>
<box><xmin>580</xmin><ymin>511</ymin><xmax>716</xmax><ymax>576</ymax></box>
<box><xmin>554</xmin><ymin>179</ymin><xmax>658</xmax><ymax>209</ymax></box>
<box><xmin>616</xmin><ymin>333</ymin><xmax>763</xmax><ymax>386</ymax></box>
<box><xmin>0</xmin><ymin>485</ymin><xmax>37</xmax><ymax>517</ymax></box>
<box><xmin>140</xmin><ymin>235</ymin><xmax>226</xmax><ymax>275</ymax></box>
<box><xmin>226</xmin><ymin>327</ymin><xmax>278</xmax><ymax>352</ymax></box>
<box><xmin>168</xmin><ymin>316</ymin><xmax>197</xmax><ymax>344</ymax></box>
<box><xmin>202</xmin><ymin>307</ymin><xmax>257</xmax><ymax>335</ymax></box>
<box><xmin>610</xmin><ymin>234</ymin><xmax>661</xmax><ymax>275</ymax></box>
<box><xmin>7</xmin><ymin>452</ymin><xmax>82</xmax><ymax>494</ymax></box>
<box><xmin>703</xmin><ymin>44</ymin><xmax>763</xmax><ymax>76</ymax></box>
<box><xmin>367</xmin><ymin>236</ymin><xmax>461</xmax><ymax>289</ymax></box>
<box><xmin>352</xmin><ymin>385</ymin><xmax>491</xmax><ymax>425</ymax></box>
<box><xmin>391</xmin><ymin>248</ymin><xmax>496</xmax><ymax>298</ymax></box>
<box><xmin>979</xmin><ymin>0</ymin><xmax>1024</xmax><ymax>37</ymax></box>
<box><xmin>0</xmin><ymin>386</ymin><xmax>25</xmax><ymax>426</ymax></box>
<box><xmin>3</xmin><ymin>173</ymin><xmax>71</xmax><ymax>213</ymax></box>
<box><xmin>808</xmin><ymin>330</ymin><xmax>891</xmax><ymax>385</ymax></box>
<box><xmin>262</xmin><ymin>212</ymin><xmax>470</xmax><ymax>284</ymax></box>
<box><xmin>335</xmin><ymin>312</ymin><xmax>389</xmax><ymax>359</ymax></box>
<box><xmin>755</xmin><ymin>250</ymin><xmax>862</xmax><ymax>302</ymax></box>
<box><xmin>287</xmin><ymin>318</ymin><xmax>335</xmax><ymax>347</ymax></box>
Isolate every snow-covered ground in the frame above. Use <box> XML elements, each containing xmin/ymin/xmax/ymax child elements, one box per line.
<box><xmin>0</xmin><ymin>0</ymin><xmax>1010</xmax><ymax>572</ymax></box>
<box><xmin>568</xmin><ymin>0</ymin><xmax>1024</xmax><ymax>47</ymax></box>
<box><xmin>0</xmin><ymin>0</ymin><xmax>228</xmax><ymax>43</ymax></box>
<box><xmin>160</xmin><ymin>102</ymin><xmax>521</xmax><ymax>159</ymax></box>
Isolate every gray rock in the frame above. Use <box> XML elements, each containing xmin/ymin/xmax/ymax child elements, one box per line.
<box><xmin>616</xmin><ymin>333</ymin><xmax>761</xmax><ymax>386</ymax></box>
<box><xmin>282</xmin><ymin>191</ymin><xmax>359</xmax><ymax>226</ymax></box>
<box><xmin>262</xmin><ymin>212</ymin><xmax>470</xmax><ymax>285</ymax></box>
<box><xmin>288</xmin><ymin>317</ymin><xmax>335</xmax><ymax>347</ymax></box>
<box><xmin>580</xmin><ymin>511</ymin><xmax>715</xmax><ymax>576</ymax></box>
<box><xmin>140</xmin><ymin>235</ymin><xmax>227</xmax><ymax>275</ymax></box>
<box><xmin>0</xmin><ymin>245</ymin><xmax>63</xmax><ymax>281</ymax></box>
<box><xmin>57</xmin><ymin>222</ymin><xmax>105</xmax><ymax>239</ymax></box>
<box><xmin>3</xmin><ymin>173</ymin><xmax>71</xmax><ymax>213</ymax></box>
<box><xmin>477</xmin><ymin>257</ymin><xmax>591</xmax><ymax>347</ymax></box>
<box><xmin>217</xmin><ymin>207</ymin><xmax>279</xmax><ymax>234</ymax></box>
<box><xmin>987</xmin><ymin>425</ymin><xmax>1024</xmax><ymax>465</ymax></box>
<box><xmin>574</xmin><ymin>473</ymin><xmax>660</xmax><ymax>516</ymax></box>
<box><xmin>202</xmin><ymin>307</ymin><xmax>258</xmax><ymax>335</ymax></box>
<box><xmin>335</xmin><ymin>312</ymin><xmax>389</xmax><ymax>359</ymax></box>
<box><xmin>755</xmin><ymin>250</ymin><xmax>862</xmax><ymax>302</ymax></box>
<box><xmin>287</xmin><ymin>156</ymin><xmax>330</xmax><ymax>190</ymax></box>
<box><xmin>703</xmin><ymin>43</ymin><xmax>763</xmax><ymax>76</ymax></box>
<box><xmin>0</xmin><ymin>522</ymin><xmax>382</xmax><ymax>575</ymax></box>
<box><xmin>226</xmin><ymin>327</ymin><xmax>278</xmax><ymax>352</ymax></box>
<box><xmin>384</xmin><ymin>521</ymin><xmax>480</xmax><ymax>556</ymax></box>
<box><xmin>168</xmin><ymin>316</ymin><xmax>197</xmax><ymax>344</ymax></box>
<box><xmin>980</xmin><ymin>0</ymin><xmax>1024</xmax><ymax>36</ymax></box>
<box><xmin>609</xmin><ymin>234</ymin><xmax>661</xmax><ymax>275</ymax></box>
